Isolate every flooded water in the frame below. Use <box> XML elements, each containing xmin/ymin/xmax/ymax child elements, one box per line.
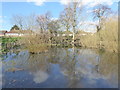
<box><xmin>1</xmin><ymin>47</ymin><xmax>118</xmax><ymax>88</ymax></box>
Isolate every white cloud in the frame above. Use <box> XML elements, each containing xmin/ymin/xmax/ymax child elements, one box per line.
<box><xmin>59</xmin><ymin>0</ymin><xmax>119</xmax><ymax>7</ymax></box>
<box><xmin>1</xmin><ymin>0</ymin><xmax>119</xmax><ymax>7</ymax></box>
<box><xmin>83</xmin><ymin>20</ymin><xmax>98</xmax><ymax>25</ymax></box>
<box><xmin>7</xmin><ymin>0</ymin><xmax>117</xmax><ymax>7</ymax></box>
<box><xmin>27</xmin><ymin>0</ymin><xmax>46</xmax><ymax>6</ymax></box>
<box><xmin>51</xmin><ymin>17</ymin><xmax>58</xmax><ymax>21</ymax></box>
<box><xmin>59</xmin><ymin>0</ymin><xmax>71</xmax><ymax>5</ymax></box>
<box><xmin>86</xmin><ymin>10</ymin><xmax>93</xmax><ymax>13</ymax></box>
<box><xmin>84</xmin><ymin>0</ymin><xmax>118</xmax><ymax>7</ymax></box>
<box><xmin>80</xmin><ymin>20</ymin><xmax>98</xmax><ymax>32</ymax></box>
<box><xmin>0</xmin><ymin>16</ymin><xmax>7</xmax><ymax>19</ymax></box>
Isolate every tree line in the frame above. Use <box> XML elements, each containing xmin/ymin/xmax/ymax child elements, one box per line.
<box><xmin>11</xmin><ymin>1</ymin><xmax>118</xmax><ymax>52</ymax></box>
<box><xmin>11</xmin><ymin>2</ymin><xmax>112</xmax><ymax>34</ymax></box>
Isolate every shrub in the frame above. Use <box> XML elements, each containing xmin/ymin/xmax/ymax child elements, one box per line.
<box><xmin>80</xmin><ymin>16</ymin><xmax>118</xmax><ymax>53</ymax></box>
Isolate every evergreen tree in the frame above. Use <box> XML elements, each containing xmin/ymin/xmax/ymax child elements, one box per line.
<box><xmin>10</xmin><ymin>25</ymin><xmax>20</xmax><ymax>31</ymax></box>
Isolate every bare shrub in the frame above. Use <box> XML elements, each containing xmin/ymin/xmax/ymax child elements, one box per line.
<box><xmin>80</xmin><ymin>16</ymin><xmax>118</xmax><ymax>53</ymax></box>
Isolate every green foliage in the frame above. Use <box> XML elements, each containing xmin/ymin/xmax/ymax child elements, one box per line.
<box><xmin>1</xmin><ymin>37</ymin><xmax>21</xmax><ymax>53</ymax></box>
<box><xmin>2</xmin><ymin>37</ymin><xmax>20</xmax><ymax>44</ymax></box>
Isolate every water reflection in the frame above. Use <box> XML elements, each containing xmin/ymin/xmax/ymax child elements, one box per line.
<box><xmin>2</xmin><ymin>47</ymin><xmax>118</xmax><ymax>88</ymax></box>
<box><xmin>0</xmin><ymin>61</ymin><xmax>2</xmax><ymax>89</ymax></box>
<box><xmin>33</xmin><ymin>70</ymin><xmax>49</xmax><ymax>84</ymax></box>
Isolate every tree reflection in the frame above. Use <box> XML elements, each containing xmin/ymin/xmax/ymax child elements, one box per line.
<box><xmin>25</xmin><ymin>53</ymin><xmax>51</xmax><ymax>84</ymax></box>
<box><xmin>2</xmin><ymin>47</ymin><xmax>118</xmax><ymax>87</ymax></box>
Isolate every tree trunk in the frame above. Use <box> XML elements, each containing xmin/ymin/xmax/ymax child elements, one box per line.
<box><xmin>72</xmin><ymin>28</ymin><xmax>75</xmax><ymax>47</ymax></box>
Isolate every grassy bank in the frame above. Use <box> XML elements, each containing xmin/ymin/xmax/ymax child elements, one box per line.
<box><xmin>0</xmin><ymin>36</ymin><xmax>21</xmax><ymax>53</ymax></box>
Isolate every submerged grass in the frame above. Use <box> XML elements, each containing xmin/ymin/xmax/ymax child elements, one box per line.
<box><xmin>19</xmin><ymin>34</ymin><xmax>50</xmax><ymax>53</ymax></box>
<box><xmin>25</xmin><ymin>44</ymin><xmax>49</xmax><ymax>53</ymax></box>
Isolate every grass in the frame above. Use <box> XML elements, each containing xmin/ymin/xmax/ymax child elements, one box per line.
<box><xmin>1</xmin><ymin>36</ymin><xmax>21</xmax><ymax>44</ymax></box>
<box><xmin>0</xmin><ymin>36</ymin><xmax>21</xmax><ymax>53</ymax></box>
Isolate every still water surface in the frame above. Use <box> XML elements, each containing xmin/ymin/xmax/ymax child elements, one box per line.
<box><xmin>2</xmin><ymin>47</ymin><xmax>118</xmax><ymax>88</ymax></box>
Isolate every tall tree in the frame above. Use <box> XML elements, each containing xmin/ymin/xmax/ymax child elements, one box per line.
<box><xmin>24</xmin><ymin>13</ymin><xmax>37</xmax><ymax>30</ymax></box>
<box><xmin>36</xmin><ymin>11</ymin><xmax>51</xmax><ymax>33</ymax></box>
<box><xmin>92</xmin><ymin>4</ymin><xmax>111</xmax><ymax>32</ymax></box>
<box><xmin>61</xmin><ymin>1</ymin><xmax>83</xmax><ymax>46</ymax></box>
<box><xmin>60</xmin><ymin>5</ymin><xmax>72</xmax><ymax>32</ymax></box>
<box><xmin>12</xmin><ymin>15</ymin><xmax>24</xmax><ymax>30</ymax></box>
<box><xmin>48</xmin><ymin>19</ymin><xmax>60</xmax><ymax>35</ymax></box>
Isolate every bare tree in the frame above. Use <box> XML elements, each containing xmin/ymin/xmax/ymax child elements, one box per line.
<box><xmin>48</xmin><ymin>19</ymin><xmax>60</xmax><ymax>35</ymax></box>
<box><xmin>59</xmin><ymin>5</ymin><xmax>72</xmax><ymax>32</ymax></box>
<box><xmin>36</xmin><ymin>11</ymin><xmax>51</xmax><ymax>33</ymax></box>
<box><xmin>92</xmin><ymin>4</ymin><xmax>111</xmax><ymax>32</ymax></box>
<box><xmin>62</xmin><ymin>0</ymin><xmax>83</xmax><ymax>45</ymax></box>
<box><xmin>24</xmin><ymin>13</ymin><xmax>37</xmax><ymax>31</ymax></box>
<box><xmin>12</xmin><ymin>15</ymin><xmax>24</xmax><ymax>30</ymax></box>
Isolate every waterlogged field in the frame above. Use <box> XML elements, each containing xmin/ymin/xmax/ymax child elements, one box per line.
<box><xmin>1</xmin><ymin>47</ymin><xmax>118</xmax><ymax>88</ymax></box>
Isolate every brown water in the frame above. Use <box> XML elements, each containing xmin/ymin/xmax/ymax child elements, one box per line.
<box><xmin>1</xmin><ymin>47</ymin><xmax>118</xmax><ymax>88</ymax></box>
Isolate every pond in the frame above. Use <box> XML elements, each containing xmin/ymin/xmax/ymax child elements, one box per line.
<box><xmin>1</xmin><ymin>47</ymin><xmax>118</xmax><ymax>88</ymax></box>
